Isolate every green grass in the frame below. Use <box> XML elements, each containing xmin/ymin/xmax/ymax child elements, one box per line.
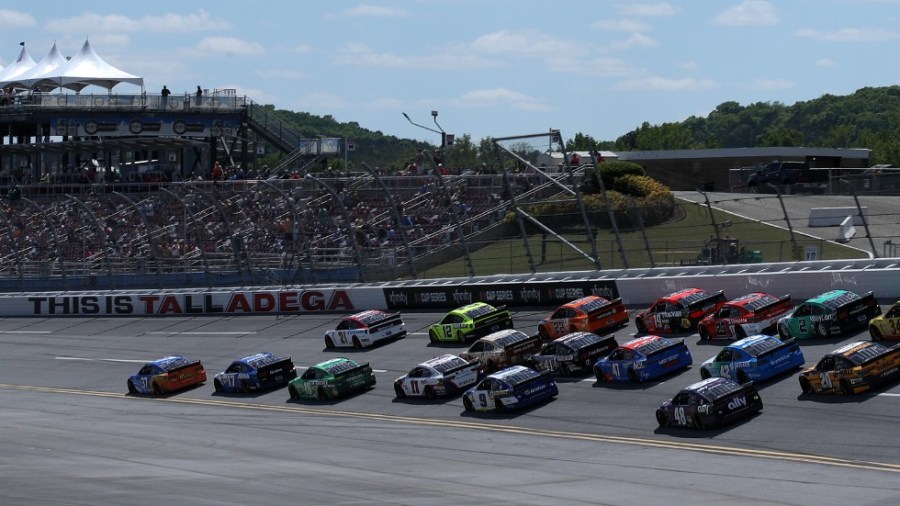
<box><xmin>421</xmin><ymin>201</ymin><xmax>868</xmax><ymax>278</ymax></box>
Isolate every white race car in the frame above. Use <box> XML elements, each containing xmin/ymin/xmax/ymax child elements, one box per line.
<box><xmin>394</xmin><ymin>354</ymin><xmax>482</xmax><ymax>399</ymax></box>
<box><xmin>324</xmin><ymin>309</ymin><xmax>406</xmax><ymax>349</ymax></box>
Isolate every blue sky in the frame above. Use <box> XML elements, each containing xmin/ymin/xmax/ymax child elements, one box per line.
<box><xmin>2</xmin><ymin>1</ymin><xmax>899</xmax><ymax>146</ymax></box>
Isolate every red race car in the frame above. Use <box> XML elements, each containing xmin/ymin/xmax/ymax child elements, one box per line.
<box><xmin>698</xmin><ymin>292</ymin><xmax>794</xmax><ymax>340</ymax></box>
<box><xmin>634</xmin><ymin>288</ymin><xmax>726</xmax><ymax>334</ymax></box>
<box><xmin>537</xmin><ymin>295</ymin><xmax>628</xmax><ymax>340</ymax></box>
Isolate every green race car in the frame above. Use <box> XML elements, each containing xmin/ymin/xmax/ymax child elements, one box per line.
<box><xmin>428</xmin><ymin>302</ymin><xmax>514</xmax><ymax>343</ymax></box>
<box><xmin>777</xmin><ymin>289</ymin><xmax>881</xmax><ymax>339</ymax></box>
<box><xmin>287</xmin><ymin>357</ymin><xmax>376</xmax><ymax>401</ymax></box>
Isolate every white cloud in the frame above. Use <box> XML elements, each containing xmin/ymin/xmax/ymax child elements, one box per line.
<box><xmin>457</xmin><ymin>88</ymin><xmax>551</xmax><ymax>111</ymax></box>
<box><xmin>749</xmin><ymin>78</ymin><xmax>794</xmax><ymax>90</ymax></box>
<box><xmin>45</xmin><ymin>10</ymin><xmax>230</xmax><ymax>33</ymax></box>
<box><xmin>291</xmin><ymin>44</ymin><xmax>313</xmax><ymax>54</ymax></box>
<box><xmin>679</xmin><ymin>60</ymin><xmax>698</xmax><ymax>70</ymax></box>
<box><xmin>609</xmin><ymin>32</ymin><xmax>658</xmax><ymax>50</ymax></box>
<box><xmin>612</xmin><ymin>76</ymin><xmax>719</xmax><ymax>91</ymax></box>
<box><xmin>297</xmin><ymin>92</ymin><xmax>350</xmax><ymax>109</ymax></box>
<box><xmin>795</xmin><ymin>27</ymin><xmax>897</xmax><ymax>41</ymax></box>
<box><xmin>195</xmin><ymin>37</ymin><xmax>265</xmax><ymax>56</ymax></box>
<box><xmin>712</xmin><ymin>1</ymin><xmax>778</xmax><ymax>26</ymax></box>
<box><xmin>472</xmin><ymin>30</ymin><xmax>588</xmax><ymax>59</ymax></box>
<box><xmin>255</xmin><ymin>69</ymin><xmax>305</xmax><ymax>80</ymax></box>
<box><xmin>343</xmin><ymin>4</ymin><xmax>406</xmax><ymax>17</ymax></box>
<box><xmin>615</xmin><ymin>2</ymin><xmax>676</xmax><ymax>16</ymax></box>
<box><xmin>0</xmin><ymin>9</ymin><xmax>36</xmax><ymax>28</ymax></box>
<box><xmin>816</xmin><ymin>58</ymin><xmax>836</xmax><ymax>67</ymax></box>
<box><xmin>334</xmin><ymin>42</ymin><xmax>497</xmax><ymax>70</ymax></box>
<box><xmin>591</xmin><ymin>19</ymin><xmax>652</xmax><ymax>32</ymax></box>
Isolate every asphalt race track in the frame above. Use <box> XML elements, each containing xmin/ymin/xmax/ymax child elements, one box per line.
<box><xmin>2</xmin><ymin>310</ymin><xmax>900</xmax><ymax>505</ymax></box>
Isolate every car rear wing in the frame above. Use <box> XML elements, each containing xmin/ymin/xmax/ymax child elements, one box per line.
<box><xmin>644</xmin><ymin>339</ymin><xmax>688</xmax><ymax>358</ymax></box>
<box><xmin>757</xmin><ymin>338</ymin><xmax>800</xmax><ymax>360</ymax></box>
<box><xmin>686</xmin><ymin>290</ymin><xmax>726</xmax><ymax>311</ymax></box>
<box><xmin>367</xmin><ymin>312</ymin><xmax>404</xmax><ymax>332</ymax></box>
<box><xmin>585</xmin><ymin>298</ymin><xmax>622</xmax><ymax>316</ymax></box>
<box><xmin>509</xmin><ymin>371</ymin><xmax>555</xmax><ymax>390</ymax></box>
<box><xmin>257</xmin><ymin>357</ymin><xmax>295</xmax><ymax>378</ymax></box>
<box><xmin>859</xmin><ymin>343</ymin><xmax>900</xmax><ymax>367</ymax></box>
<box><xmin>333</xmin><ymin>362</ymin><xmax>372</xmax><ymax>378</ymax></box>
<box><xmin>443</xmin><ymin>359</ymin><xmax>481</xmax><ymax>377</ymax></box>
<box><xmin>712</xmin><ymin>382</ymin><xmax>760</xmax><ymax>414</ymax></box>
<box><xmin>165</xmin><ymin>360</ymin><xmax>204</xmax><ymax>375</ymax></box>
<box><xmin>473</xmin><ymin>306</ymin><xmax>510</xmax><ymax>329</ymax></box>
<box><xmin>835</xmin><ymin>291</ymin><xmax>880</xmax><ymax>318</ymax></box>
<box><xmin>754</xmin><ymin>294</ymin><xmax>792</xmax><ymax>314</ymax></box>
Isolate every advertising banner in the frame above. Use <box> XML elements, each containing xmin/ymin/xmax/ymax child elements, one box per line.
<box><xmin>382</xmin><ymin>280</ymin><xmax>619</xmax><ymax>310</ymax></box>
<box><xmin>51</xmin><ymin>116</ymin><xmax>239</xmax><ymax>138</ymax></box>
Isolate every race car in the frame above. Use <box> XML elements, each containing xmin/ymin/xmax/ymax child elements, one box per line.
<box><xmin>213</xmin><ymin>352</ymin><xmax>297</xmax><ymax>393</ymax></box>
<box><xmin>656</xmin><ymin>377</ymin><xmax>763</xmax><ymax>429</ymax></box>
<box><xmin>462</xmin><ymin>365</ymin><xmax>558</xmax><ymax>413</ymax></box>
<box><xmin>634</xmin><ymin>287</ymin><xmax>726</xmax><ymax>334</ymax></box>
<box><xmin>698</xmin><ymin>292</ymin><xmax>793</xmax><ymax>340</ymax></box>
<box><xmin>700</xmin><ymin>334</ymin><xmax>804</xmax><ymax>384</ymax></box>
<box><xmin>777</xmin><ymin>289</ymin><xmax>881</xmax><ymax>339</ymax></box>
<box><xmin>537</xmin><ymin>295</ymin><xmax>628</xmax><ymax>340</ymax></box>
<box><xmin>593</xmin><ymin>335</ymin><xmax>693</xmax><ymax>383</ymax></box>
<box><xmin>287</xmin><ymin>357</ymin><xmax>376</xmax><ymax>401</ymax></box>
<box><xmin>324</xmin><ymin>309</ymin><xmax>406</xmax><ymax>349</ymax></box>
<box><xmin>428</xmin><ymin>302</ymin><xmax>514</xmax><ymax>343</ymax></box>
<box><xmin>527</xmin><ymin>331</ymin><xmax>618</xmax><ymax>376</ymax></box>
<box><xmin>458</xmin><ymin>329</ymin><xmax>542</xmax><ymax>373</ymax></box>
<box><xmin>798</xmin><ymin>340</ymin><xmax>900</xmax><ymax>395</ymax></box>
<box><xmin>394</xmin><ymin>354</ymin><xmax>482</xmax><ymax>399</ymax></box>
<box><xmin>127</xmin><ymin>355</ymin><xmax>207</xmax><ymax>395</ymax></box>
<box><xmin>868</xmin><ymin>301</ymin><xmax>900</xmax><ymax>341</ymax></box>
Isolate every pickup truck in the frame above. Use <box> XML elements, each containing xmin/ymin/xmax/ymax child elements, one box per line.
<box><xmin>746</xmin><ymin>161</ymin><xmax>828</xmax><ymax>194</ymax></box>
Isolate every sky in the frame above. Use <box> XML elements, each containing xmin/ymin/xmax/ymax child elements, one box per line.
<box><xmin>2</xmin><ymin>1</ymin><xmax>899</xmax><ymax>147</ymax></box>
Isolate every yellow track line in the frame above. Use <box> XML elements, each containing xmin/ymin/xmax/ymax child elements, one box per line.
<box><xmin>3</xmin><ymin>383</ymin><xmax>899</xmax><ymax>473</ymax></box>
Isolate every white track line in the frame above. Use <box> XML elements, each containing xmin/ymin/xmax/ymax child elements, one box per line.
<box><xmin>145</xmin><ymin>331</ymin><xmax>255</xmax><ymax>335</ymax></box>
<box><xmin>55</xmin><ymin>356</ymin><xmax>147</xmax><ymax>364</ymax></box>
<box><xmin>0</xmin><ymin>330</ymin><xmax>51</xmax><ymax>334</ymax></box>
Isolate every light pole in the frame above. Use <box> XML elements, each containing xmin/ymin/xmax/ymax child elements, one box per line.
<box><xmin>402</xmin><ymin>111</ymin><xmax>443</xmax><ymax>145</ymax></box>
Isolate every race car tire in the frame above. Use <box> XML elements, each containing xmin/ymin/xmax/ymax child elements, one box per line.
<box><xmin>151</xmin><ymin>381</ymin><xmax>163</xmax><ymax>396</ymax></box>
<box><xmin>429</xmin><ymin>329</ymin><xmax>439</xmax><ymax>344</ymax></box>
<box><xmin>538</xmin><ymin>326</ymin><xmax>550</xmax><ymax>341</ymax></box>
<box><xmin>463</xmin><ymin>396</ymin><xmax>474</xmax><ymax>412</ymax></box>
<box><xmin>352</xmin><ymin>336</ymin><xmax>362</xmax><ymax>349</ymax></box>
<box><xmin>424</xmin><ymin>386</ymin><xmax>437</xmax><ymax>400</ymax></box>
<box><xmin>288</xmin><ymin>384</ymin><xmax>299</xmax><ymax>400</ymax></box>
<box><xmin>693</xmin><ymin>413</ymin><xmax>707</xmax><ymax>429</ymax></box>
<box><xmin>681</xmin><ymin>318</ymin><xmax>692</xmax><ymax>330</ymax></box>
<box><xmin>656</xmin><ymin>410</ymin><xmax>668</xmax><ymax>428</ymax></box>
<box><xmin>558</xmin><ymin>364</ymin><xmax>570</xmax><ymax>376</ymax></box>
<box><xmin>240</xmin><ymin>380</ymin><xmax>250</xmax><ymax>394</ymax></box>
<box><xmin>698</xmin><ymin>326</ymin><xmax>710</xmax><ymax>341</ymax></box>
<box><xmin>485</xmin><ymin>360</ymin><xmax>497</xmax><ymax>374</ymax></box>
<box><xmin>127</xmin><ymin>380</ymin><xmax>136</xmax><ymax>394</ymax></box>
<box><xmin>840</xmin><ymin>379</ymin><xmax>854</xmax><ymax>395</ymax></box>
<box><xmin>594</xmin><ymin>368</ymin><xmax>604</xmax><ymax>382</ymax></box>
<box><xmin>799</xmin><ymin>376</ymin><xmax>813</xmax><ymax>394</ymax></box>
<box><xmin>456</xmin><ymin>331</ymin><xmax>465</xmax><ymax>343</ymax></box>
<box><xmin>635</xmin><ymin>318</ymin><xmax>647</xmax><ymax>334</ymax></box>
<box><xmin>627</xmin><ymin>368</ymin><xmax>639</xmax><ymax>383</ymax></box>
<box><xmin>324</xmin><ymin>336</ymin><xmax>335</xmax><ymax>349</ymax></box>
<box><xmin>213</xmin><ymin>379</ymin><xmax>223</xmax><ymax>393</ymax></box>
<box><xmin>316</xmin><ymin>387</ymin><xmax>328</xmax><ymax>401</ymax></box>
<box><xmin>700</xmin><ymin>368</ymin><xmax>711</xmax><ymax>380</ymax></box>
<box><xmin>734</xmin><ymin>326</ymin><xmax>747</xmax><ymax>340</ymax></box>
<box><xmin>394</xmin><ymin>383</ymin><xmax>406</xmax><ymax>399</ymax></box>
<box><xmin>736</xmin><ymin>370</ymin><xmax>750</xmax><ymax>385</ymax></box>
<box><xmin>494</xmin><ymin>398</ymin><xmax>506</xmax><ymax>413</ymax></box>
<box><xmin>870</xmin><ymin>326</ymin><xmax>884</xmax><ymax>341</ymax></box>
<box><xmin>777</xmin><ymin>323</ymin><xmax>791</xmax><ymax>339</ymax></box>
<box><xmin>814</xmin><ymin>322</ymin><xmax>829</xmax><ymax>338</ymax></box>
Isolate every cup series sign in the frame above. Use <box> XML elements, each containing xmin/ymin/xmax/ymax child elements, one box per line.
<box><xmin>383</xmin><ymin>281</ymin><xmax>619</xmax><ymax>309</ymax></box>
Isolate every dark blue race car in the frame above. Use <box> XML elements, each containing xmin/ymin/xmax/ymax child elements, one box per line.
<box><xmin>656</xmin><ymin>377</ymin><xmax>763</xmax><ymax>429</ymax></box>
<box><xmin>700</xmin><ymin>334</ymin><xmax>805</xmax><ymax>384</ymax></box>
<box><xmin>462</xmin><ymin>365</ymin><xmax>558</xmax><ymax>413</ymax></box>
<box><xmin>213</xmin><ymin>352</ymin><xmax>297</xmax><ymax>393</ymax></box>
<box><xmin>594</xmin><ymin>335</ymin><xmax>693</xmax><ymax>383</ymax></box>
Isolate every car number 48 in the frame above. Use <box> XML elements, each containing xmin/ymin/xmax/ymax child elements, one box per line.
<box><xmin>674</xmin><ymin>407</ymin><xmax>687</xmax><ymax>425</ymax></box>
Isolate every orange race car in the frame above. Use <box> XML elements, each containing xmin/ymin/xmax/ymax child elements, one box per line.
<box><xmin>127</xmin><ymin>355</ymin><xmax>207</xmax><ymax>395</ymax></box>
<box><xmin>537</xmin><ymin>295</ymin><xmax>628</xmax><ymax>340</ymax></box>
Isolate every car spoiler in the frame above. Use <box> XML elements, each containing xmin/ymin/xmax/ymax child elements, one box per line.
<box><xmin>509</xmin><ymin>371</ymin><xmax>554</xmax><ymax>390</ymax></box>
<box><xmin>584</xmin><ymin>298</ymin><xmax>622</xmax><ymax>315</ymax></box>
<box><xmin>333</xmin><ymin>362</ymin><xmax>371</xmax><ymax>378</ymax></box>
<box><xmin>754</xmin><ymin>294</ymin><xmax>792</xmax><ymax>314</ymax></box>
<box><xmin>686</xmin><ymin>291</ymin><xmax>726</xmax><ymax>311</ymax></box>
<box><xmin>443</xmin><ymin>359</ymin><xmax>480</xmax><ymax>376</ymax></box>
<box><xmin>712</xmin><ymin>382</ymin><xmax>759</xmax><ymax>411</ymax></box>
<box><xmin>257</xmin><ymin>357</ymin><xmax>295</xmax><ymax>376</ymax></box>
<box><xmin>860</xmin><ymin>343</ymin><xmax>900</xmax><ymax>367</ymax></box>
<box><xmin>573</xmin><ymin>335</ymin><xmax>618</xmax><ymax>352</ymax></box>
<box><xmin>165</xmin><ymin>360</ymin><xmax>203</xmax><ymax>375</ymax></box>
<box><xmin>367</xmin><ymin>313</ymin><xmax>404</xmax><ymax>332</ymax></box>
<box><xmin>644</xmin><ymin>339</ymin><xmax>688</xmax><ymax>358</ymax></box>
<box><xmin>835</xmin><ymin>291</ymin><xmax>879</xmax><ymax>313</ymax></box>
<box><xmin>473</xmin><ymin>306</ymin><xmax>510</xmax><ymax>328</ymax></box>
<box><xmin>757</xmin><ymin>338</ymin><xmax>799</xmax><ymax>360</ymax></box>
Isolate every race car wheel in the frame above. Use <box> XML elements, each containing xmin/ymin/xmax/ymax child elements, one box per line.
<box><xmin>594</xmin><ymin>368</ymin><xmax>604</xmax><ymax>382</ymax></box>
<box><xmin>558</xmin><ymin>364</ymin><xmax>570</xmax><ymax>376</ymax></box>
<box><xmin>316</xmin><ymin>387</ymin><xmax>328</xmax><ymax>401</ymax></box>
<box><xmin>635</xmin><ymin>318</ymin><xmax>647</xmax><ymax>334</ymax></box>
<box><xmin>870</xmin><ymin>327</ymin><xmax>884</xmax><ymax>341</ymax></box>
<box><xmin>424</xmin><ymin>386</ymin><xmax>437</xmax><ymax>400</ymax></box>
<box><xmin>736</xmin><ymin>370</ymin><xmax>749</xmax><ymax>385</ymax></box>
<box><xmin>734</xmin><ymin>326</ymin><xmax>747</xmax><ymax>340</ymax></box>
<box><xmin>494</xmin><ymin>399</ymin><xmax>506</xmax><ymax>413</ymax></box>
<box><xmin>324</xmin><ymin>336</ymin><xmax>335</xmax><ymax>349</ymax></box>
<box><xmin>151</xmin><ymin>382</ymin><xmax>163</xmax><ymax>396</ymax></box>
<box><xmin>693</xmin><ymin>413</ymin><xmax>707</xmax><ymax>429</ymax></box>
<box><xmin>777</xmin><ymin>324</ymin><xmax>791</xmax><ymax>339</ymax></box>
<box><xmin>681</xmin><ymin>318</ymin><xmax>692</xmax><ymax>330</ymax></box>
<box><xmin>485</xmin><ymin>360</ymin><xmax>497</xmax><ymax>373</ymax></box>
<box><xmin>627</xmin><ymin>368</ymin><xmax>639</xmax><ymax>383</ymax></box>
<box><xmin>538</xmin><ymin>326</ymin><xmax>550</xmax><ymax>341</ymax></box>
<box><xmin>394</xmin><ymin>384</ymin><xmax>406</xmax><ymax>399</ymax></box>
<box><xmin>352</xmin><ymin>336</ymin><xmax>362</xmax><ymax>349</ymax></box>
<box><xmin>456</xmin><ymin>331</ymin><xmax>465</xmax><ymax>343</ymax></box>
<box><xmin>429</xmin><ymin>329</ymin><xmax>439</xmax><ymax>344</ymax></box>
<box><xmin>698</xmin><ymin>326</ymin><xmax>710</xmax><ymax>341</ymax></box>
<box><xmin>813</xmin><ymin>322</ymin><xmax>829</xmax><ymax>338</ymax></box>
<box><xmin>840</xmin><ymin>379</ymin><xmax>854</xmax><ymax>395</ymax></box>
<box><xmin>240</xmin><ymin>380</ymin><xmax>250</xmax><ymax>394</ymax></box>
<box><xmin>700</xmin><ymin>368</ymin><xmax>711</xmax><ymax>380</ymax></box>
<box><xmin>288</xmin><ymin>384</ymin><xmax>299</xmax><ymax>400</ymax></box>
<box><xmin>656</xmin><ymin>410</ymin><xmax>668</xmax><ymax>428</ymax></box>
<box><xmin>463</xmin><ymin>396</ymin><xmax>474</xmax><ymax>412</ymax></box>
<box><xmin>127</xmin><ymin>380</ymin><xmax>136</xmax><ymax>394</ymax></box>
<box><xmin>213</xmin><ymin>379</ymin><xmax>223</xmax><ymax>393</ymax></box>
<box><xmin>799</xmin><ymin>376</ymin><xmax>813</xmax><ymax>394</ymax></box>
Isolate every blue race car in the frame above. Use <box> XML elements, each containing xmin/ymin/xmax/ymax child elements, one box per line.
<box><xmin>213</xmin><ymin>352</ymin><xmax>297</xmax><ymax>393</ymax></box>
<box><xmin>700</xmin><ymin>334</ymin><xmax>804</xmax><ymax>384</ymax></box>
<box><xmin>594</xmin><ymin>335</ymin><xmax>692</xmax><ymax>383</ymax></box>
<box><xmin>462</xmin><ymin>365</ymin><xmax>558</xmax><ymax>413</ymax></box>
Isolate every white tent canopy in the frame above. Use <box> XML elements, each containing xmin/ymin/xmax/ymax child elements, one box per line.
<box><xmin>0</xmin><ymin>46</ymin><xmax>36</xmax><ymax>86</ymax></box>
<box><xmin>0</xmin><ymin>39</ymin><xmax>143</xmax><ymax>92</ymax></box>
<box><xmin>5</xmin><ymin>42</ymin><xmax>67</xmax><ymax>91</ymax></box>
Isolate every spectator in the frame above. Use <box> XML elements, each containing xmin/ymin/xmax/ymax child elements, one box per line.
<box><xmin>195</xmin><ymin>86</ymin><xmax>203</xmax><ymax>105</ymax></box>
<box><xmin>211</xmin><ymin>161</ymin><xmax>224</xmax><ymax>181</ymax></box>
<box><xmin>160</xmin><ymin>85</ymin><xmax>170</xmax><ymax>109</ymax></box>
